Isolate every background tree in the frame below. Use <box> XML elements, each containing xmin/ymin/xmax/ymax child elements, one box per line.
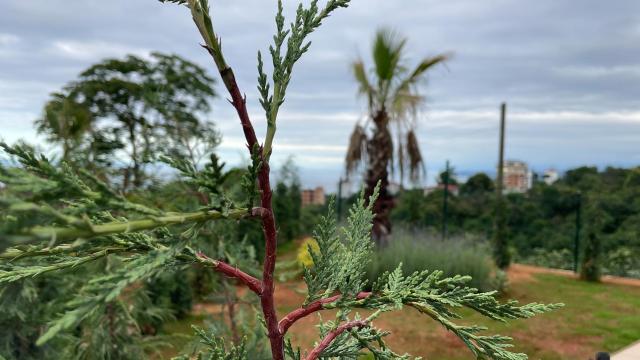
<box><xmin>460</xmin><ymin>172</ymin><xmax>494</xmax><ymax>196</ymax></box>
<box><xmin>391</xmin><ymin>189</ymin><xmax>429</xmax><ymax>227</ymax></box>
<box><xmin>273</xmin><ymin>158</ymin><xmax>303</xmax><ymax>244</ymax></box>
<box><xmin>345</xmin><ymin>28</ymin><xmax>448</xmax><ymax>244</ymax></box>
<box><xmin>437</xmin><ymin>166</ymin><xmax>458</xmax><ymax>186</ymax></box>
<box><xmin>581</xmin><ymin>200</ymin><xmax>605</xmax><ymax>281</ymax></box>
<box><xmin>386</xmin><ymin>164</ymin><xmax>640</xmax><ymax>278</ymax></box>
<box><xmin>581</xmin><ymin>230</ymin><xmax>602</xmax><ymax>282</ymax></box>
<box><xmin>43</xmin><ymin>52</ymin><xmax>218</xmax><ymax>191</ymax></box>
<box><xmin>493</xmin><ymin>198</ymin><xmax>511</xmax><ymax>268</ymax></box>
<box><xmin>35</xmin><ymin>92</ymin><xmax>92</xmax><ymax>163</ymax></box>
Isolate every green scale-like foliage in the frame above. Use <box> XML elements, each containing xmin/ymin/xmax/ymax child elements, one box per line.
<box><xmin>0</xmin><ymin>0</ymin><xmax>563</xmax><ymax>359</ymax></box>
<box><xmin>288</xmin><ymin>187</ymin><xmax>563</xmax><ymax>360</ymax></box>
<box><xmin>172</xmin><ymin>325</ymin><xmax>250</xmax><ymax>360</ymax></box>
<box><xmin>303</xmin><ymin>193</ymin><xmax>375</xmax><ymax>304</ymax></box>
<box><xmin>0</xmin><ymin>143</ymin><xmax>562</xmax><ymax>360</ymax></box>
<box><xmin>0</xmin><ymin>141</ymin><xmax>258</xmax><ymax>358</ymax></box>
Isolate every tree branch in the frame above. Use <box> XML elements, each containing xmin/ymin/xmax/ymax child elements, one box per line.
<box><xmin>204</xmin><ymin>30</ymin><xmax>283</xmax><ymax>360</ymax></box>
<box><xmin>11</xmin><ymin>208</ymin><xmax>249</xmax><ymax>243</ymax></box>
<box><xmin>304</xmin><ymin>319</ymin><xmax>371</xmax><ymax>360</ymax></box>
<box><xmin>195</xmin><ymin>251</ymin><xmax>262</xmax><ymax>295</ymax></box>
<box><xmin>219</xmin><ymin>68</ymin><xmax>260</xmax><ymax>153</ymax></box>
<box><xmin>256</xmin><ymin>165</ymin><xmax>281</xmax><ymax>354</ymax></box>
<box><xmin>279</xmin><ymin>292</ymin><xmax>371</xmax><ymax>334</ymax></box>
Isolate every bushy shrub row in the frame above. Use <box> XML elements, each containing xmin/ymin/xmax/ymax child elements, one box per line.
<box><xmin>365</xmin><ymin>229</ymin><xmax>501</xmax><ymax>292</ymax></box>
<box><xmin>518</xmin><ymin>247</ymin><xmax>640</xmax><ymax>279</ymax></box>
<box><xmin>291</xmin><ymin>228</ymin><xmax>503</xmax><ymax>292</ymax></box>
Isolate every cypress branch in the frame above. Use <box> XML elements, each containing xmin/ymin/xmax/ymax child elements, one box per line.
<box><xmin>35</xmin><ymin>244</ymin><xmax>185</xmax><ymax>346</ymax></box>
<box><xmin>0</xmin><ymin>247</ymin><xmax>127</xmax><ymax>284</ymax></box>
<box><xmin>5</xmin><ymin>207</ymin><xmax>248</xmax><ymax>243</ymax></box>
<box><xmin>0</xmin><ymin>1</ymin><xmax>564</xmax><ymax>358</ymax></box>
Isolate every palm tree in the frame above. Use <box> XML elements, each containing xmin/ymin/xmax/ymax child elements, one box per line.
<box><xmin>345</xmin><ymin>29</ymin><xmax>448</xmax><ymax>245</ymax></box>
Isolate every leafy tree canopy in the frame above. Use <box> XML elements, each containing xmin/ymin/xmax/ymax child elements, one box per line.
<box><xmin>461</xmin><ymin>173</ymin><xmax>494</xmax><ymax>196</ymax></box>
<box><xmin>37</xmin><ymin>52</ymin><xmax>220</xmax><ymax>190</ymax></box>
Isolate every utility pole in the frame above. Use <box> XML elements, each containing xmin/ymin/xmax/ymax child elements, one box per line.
<box><xmin>493</xmin><ymin>102</ymin><xmax>510</xmax><ymax>269</ymax></box>
<box><xmin>573</xmin><ymin>191</ymin><xmax>582</xmax><ymax>273</ymax></box>
<box><xmin>442</xmin><ymin>160</ymin><xmax>450</xmax><ymax>240</ymax></box>
<box><xmin>496</xmin><ymin>103</ymin><xmax>506</xmax><ymax>204</ymax></box>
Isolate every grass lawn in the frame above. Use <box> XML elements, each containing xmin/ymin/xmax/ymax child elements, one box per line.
<box><xmin>161</xmin><ymin>268</ymin><xmax>640</xmax><ymax>359</ymax></box>
<box><xmin>157</xmin><ymin>314</ymin><xmax>205</xmax><ymax>358</ymax></box>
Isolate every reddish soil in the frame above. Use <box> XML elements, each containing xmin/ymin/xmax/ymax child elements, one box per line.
<box><xmin>189</xmin><ymin>263</ymin><xmax>640</xmax><ymax>358</ymax></box>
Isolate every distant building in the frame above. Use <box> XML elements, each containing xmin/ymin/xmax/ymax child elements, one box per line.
<box><xmin>301</xmin><ymin>186</ymin><xmax>325</xmax><ymax>207</ymax></box>
<box><xmin>543</xmin><ymin>169</ymin><xmax>559</xmax><ymax>185</ymax></box>
<box><xmin>424</xmin><ymin>183</ymin><xmax>459</xmax><ymax>196</ymax></box>
<box><xmin>502</xmin><ymin>160</ymin><xmax>532</xmax><ymax>193</ymax></box>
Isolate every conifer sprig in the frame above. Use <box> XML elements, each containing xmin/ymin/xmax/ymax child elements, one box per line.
<box><xmin>35</xmin><ymin>244</ymin><xmax>186</xmax><ymax>346</ymax></box>
<box><xmin>260</xmin><ymin>0</ymin><xmax>351</xmax><ymax>158</ymax></box>
<box><xmin>288</xmin><ymin>196</ymin><xmax>563</xmax><ymax>359</ymax></box>
<box><xmin>0</xmin><ymin>247</ymin><xmax>127</xmax><ymax>284</ymax></box>
<box><xmin>303</xmin><ymin>187</ymin><xmax>377</xmax><ymax>304</ymax></box>
<box><xmin>366</xmin><ymin>266</ymin><xmax>563</xmax><ymax>360</ymax></box>
<box><xmin>157</xmin><ymin>2</ymin><xmax>353</xmax><ymax>357</ymax></box>
<box><xmin>2</xmin><ymin>207</ymin><xmax>247</xmax><ymax>244</ymax></box>
<box><xmin>0</xmin><ymin>144</ymin><xmax>249</xmax><ymax>248</ymax></box>
<box><xmin>172</xmin><ymin>325</ymin><xmax>249</xmax><ymax>360</ymax></box>
<box><xmin>0</xmin><ymin>1</ymin><xmax>563</xmax><ymax>358</ymax></box>
<box><xmin>0</xmin><ymin>144</ymin><xmax>260</xmax><ymax>353</ymax></box>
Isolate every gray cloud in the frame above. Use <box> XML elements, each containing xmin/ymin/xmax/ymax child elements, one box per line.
<box><xmin>1</xmin><ymin>0</ymin><xmax>639</xmax><ymax>190</ymax></box>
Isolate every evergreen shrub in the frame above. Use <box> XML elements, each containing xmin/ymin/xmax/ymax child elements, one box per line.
<box><xmin>366</xmin><ymin>229</ymin><xmax>498</xmax><ymax>291</ymax></box>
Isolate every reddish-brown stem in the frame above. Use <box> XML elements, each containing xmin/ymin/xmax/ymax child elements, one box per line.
<box><xmin>216</xmin><ymin>45</ymin><xmax>366</xmax><ymax>360</ymax></box>
<box><xmin>196</xmin><ymin>252</ymin><xmax>262</xmax><ymax>295</ymax></box>
<box><xmin>278</xmin><ymin>292</ymin><xmax>371</xmax><ymax>334</ymax></box>
<box><xmin>304</xmin><ymin>320</ymin><xmax>370</xmax><ymax>360</ymax></box>
<box><xmin>256</xmin><ymin>162</ymin><xmax>282</xmax><ymax>357</ymax></box>
<box><xmin>206</xmin><ymin>59</ymin><xmax>366</xmax><ymax>357</ymax></box>
<box><xmin>218</xmin><ymin>65</ymin><xmax>284</xmax><ymax>359</ymax></box>
<box><xmin>220</xmin><ymin>68</ymin><xmax>259</xmax><ymax>151</ymax></box>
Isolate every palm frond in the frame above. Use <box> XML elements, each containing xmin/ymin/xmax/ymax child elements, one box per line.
<box><xmin>392</xmin><ymin>93</ymin><xmax>422</xmax><ymax>122</ymax></box>
<box><xmin>351</xmin><ymin>60</ymin><xmax>376</xmax><ymax>110</ymax></box>
<box><xmin>406</xmin><ymin>129</ymin><xmax>424</xmax><ymax>182</ymax></box>
<box><xmin>345</xmin><ymin>124</ymin><xmax>368</xmax><ymax>176</ymax></box>
<box><xmin>391</xmin><ymin>53</ymin><xmax>449</xmax><ymax>118</ymax></box>
<box><xmin>372</xmin><ymin>29</ymin><xmax>406</xmax><ymax>83</ymax></box>
<box><xmin>406</xmin><ymin>54</ymin><xmax>450</xmax><ymax>86</ymax></box>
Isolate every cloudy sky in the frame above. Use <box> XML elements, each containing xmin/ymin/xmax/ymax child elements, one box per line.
<box><xmin>1</xmin><ymin>0</ymin><xmax>639</xmax><ymax>190</ymax></box>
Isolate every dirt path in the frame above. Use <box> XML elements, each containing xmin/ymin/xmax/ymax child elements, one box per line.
<box><xmin>510</xmin><ymin>263</ymin><xmax>640</xmax><ymax>287</ymax></box>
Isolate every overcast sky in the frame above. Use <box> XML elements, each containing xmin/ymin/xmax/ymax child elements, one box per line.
<box><xmin>1</xmin><ymin>0</ymin><xmax>639</xmax><ymax>190</ymax></box>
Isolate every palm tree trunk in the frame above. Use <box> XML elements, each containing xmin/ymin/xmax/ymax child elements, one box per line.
<box><xmin>365</xmin><ymin>109</ymin><xmax>394</xmax><ymax>246</ymax></box>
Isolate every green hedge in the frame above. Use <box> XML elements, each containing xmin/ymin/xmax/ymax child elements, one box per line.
<box><xmin>366</xmin><ymin>229</ymin><xmax>500</xmax><ymax>291</ymax></box>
